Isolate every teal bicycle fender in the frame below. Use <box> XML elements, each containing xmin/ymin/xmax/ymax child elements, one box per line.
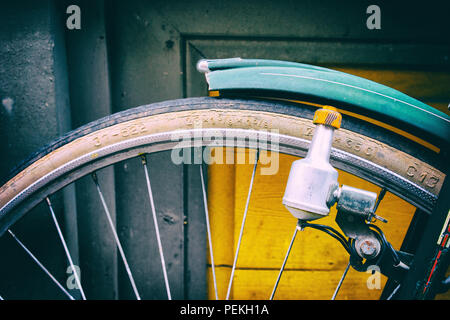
<box><xmin>198</xmin><ymin>58</ymin><xmax>450</xmax><ymax>146</ymax></box>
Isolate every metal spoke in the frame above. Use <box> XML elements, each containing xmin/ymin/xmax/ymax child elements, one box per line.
<box><xmin>200</xmin><ymin>165</ymin><xmax>219</xmax><ymax>300</ymax></box>
<box><xmin>46</xmin><ymin>197</ymin><xmax>86</xmax><ymax>300</ymax></box>
<box><xmin>331</xmin><ymin>259</ymin><xmax>351</xmax><ymax>300</ymax></box>
<box><xmin>226</xmin><ymin>149</ymin><xmax>260</xmax><ymax>300</ymax></box>
<box><xmin>386</xmin><ymin>283</ymin><xmax>401</xmax><ymax>300</ymax></box>
<box><xmin>270</xmin><ymin>223</ymin><xmax>299</xmax><ymax>300</ymax></box>
<box><xmin>8</xmin><ymin>229</ymin><xmax>74</xmax><ymax>300</ymax></box>
<box><xmin>370</xmin><ymin>187</ymin><xmax>388</xmax><ymax>223</ymax></box>
<box><xmin>92</xmin><ymin>172</ymin><xmax>141</xmax><ymax>300</ymax></box>
<box><xmin>141</xmin><ymin>155</ymin><xmax>172</xmax><ymax>300</ymax></box>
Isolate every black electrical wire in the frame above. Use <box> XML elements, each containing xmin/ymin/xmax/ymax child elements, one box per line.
<box><xmin>299</xmin><ymin>221</ymin><xmax>401</xmax><ymax>268</ymax></box>
<box><xmin>300</xmin><ymin>221</ymin><xmax>348</xmax><ymax>243</ymax></box>
<box><xmin>300</xmin><ymin>222</ymin><xmax>351</xmax><ymax>254</ymax></box>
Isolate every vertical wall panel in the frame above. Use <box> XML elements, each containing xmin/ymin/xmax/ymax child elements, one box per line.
<box><xmin>64</xmin><ymin>0</ymin><xmax>118</xmax><ymax>299</ymax></box>
<box><xmin>0</xmin><ymin>0</ymin><xmax>72</xmax><ymax>299</ymax></box>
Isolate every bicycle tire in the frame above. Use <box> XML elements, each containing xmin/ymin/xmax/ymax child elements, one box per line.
<box><xmin>0</xmin><ymin>97</ymin><xmax>447</xmax><ymax>300</ymax></box>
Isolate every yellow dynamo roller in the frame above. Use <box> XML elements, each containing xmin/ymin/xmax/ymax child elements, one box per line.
<box><xmin>313</xmin><ymin>106</ymin><xmax>342</xmax><ymax>129</ymax></box>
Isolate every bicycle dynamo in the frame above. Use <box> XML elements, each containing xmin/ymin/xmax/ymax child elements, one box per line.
<box><xmin>282</xmin><ymin>106</ymin><xmax>411</xmax><ymax>280</ymax></box>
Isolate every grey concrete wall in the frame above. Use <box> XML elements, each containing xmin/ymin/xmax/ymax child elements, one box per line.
<box><xmin>0</xmin><ymin>0</ymin><xmax>73</xmax><ymax>299</ymax></box>
<box><xmin>0</xmin><ymin>0</ymin><xmax>71</xmax><ymax>178</ymax></box>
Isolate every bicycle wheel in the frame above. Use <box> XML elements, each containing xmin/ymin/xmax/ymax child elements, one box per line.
<box><xmin>0</xmin><ymin>97</ymin><xmax>447</xmax><ymax>300</ymax></box>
